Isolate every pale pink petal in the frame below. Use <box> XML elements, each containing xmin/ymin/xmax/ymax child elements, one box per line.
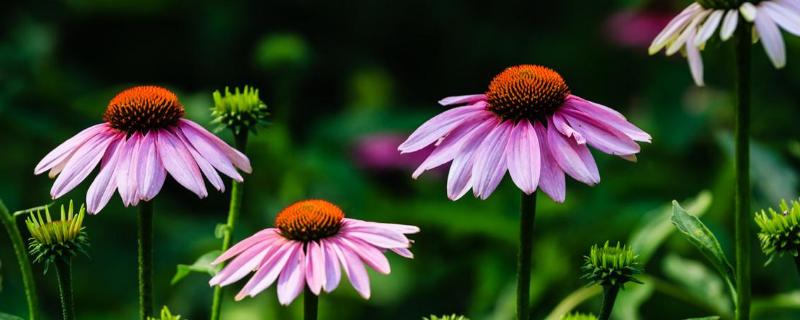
<box><xmin>115</xmin><ymin>133</ymin><xmax>141</xmax><ymax>207</ymax></box>
<box><xmin>212</xmin><ymin>229</ymin><xmax>280</xmax><ymax>265</ymax></box>
<box><xmin>391</xmin><ymin>248</ymin><xmax>414</xmax><ymax>259</ymax></box>
<box><xmin>51</xmin><ymin>132</ymin><xmax>115</xmax><ymax>198</ymax></box>
<box><xmin>233</xmin><ymin>241</ymin><xmax>298</xmax><ymax>300</ymax></box>
<box><xmin>136</xmin><ymin>132</ymin><xmax>167</xmax><ymax>201</ymax></box>
<box><xmin>343</xmin><ymin>219</ymin><xmax>420</xmax><ymax>235</ymax></box>
<box><xmin>331</xmin><ymin>240</ymin><xmax>371</xmax><ymax>299</ymax></box>
<box><xmin>337</xmin><ymin>237</ymin><xmax>391</xmax><ymax>274</ymax></box>
<box><xmin>560</xmin><ymin>110</ymin><xmax>641</xmax><ymax>157</ymax></box>
<box><xmin>666</xmin><ymin>11</ymin><xmax>708</xmax><ymax>56</ymax></box>
<box><xmin>472</xmin><ymin>121</ymin><xmax>513</xmax><ymax>199</ymax></box>
<box><xmin>446</xmin><ymin>117</ymin><xmax>499</xmax><ymax>200</ymax></box>
<box><xmin>649</xmin><ymin>3</ymin><xmax>702</xmax><ymax>54</ymax></box>
<box><xmin>412</xmin><ymin>111</ymin><xmax>493</xmax><ymax>178</ymax></box>
<box><xmin>755</xmin><ymin>11</ymin><xmax>787</xmax><ymax>68</ymax></box>
<box><xmin>179</xmin><ymin>119</ymin><xmax>251</xmax><ymax>174</ymax></box>
<box><xmin>534</xmin><ymin>122</ymin><xmax>565</xmax><ymax>202</ymax></box>
<box><xmin>277</xmin><ymin>247</ymin><xmax>306</xmax><ymax>305</ymax></box>
<box><xmin>321</xmin><ymin>240</ymin><xmax>342</xmax><ymax>293</ymax></box>
<box><xmin>210</xmin><ymin>241</ymin><xmax>273</xmax><ymax>286</ymax></box>
<box><xmin>507</xmin><ymin>120</ymin><xmax>541</xmax><ymax>195</ymax></box>
<box><xmin>438</xmin><ymin>94</ymin><xmax>487</xmax><ymax>106</ymax></box>
<box><xmin>547</xmin><ymin>120</ymin><xmax>600</xmax><ymax>185</ymax></box>
<box><xmin>563</xmin><ymin>96</ymin><xmax>651</xmax><ymax>143</ymax></box>
<box><xmin>398</xmin><ymin>105</ymin><xmax>486</xmax><ymax>153</ymax></box>
<box><xmin>156</xmin><ymin>129</ymin><xmax>208</xmax><ymax>198</ymax></box>
<box><xmin>695</xmin><ymin>10</ymin><xmax>724</xmax><ymax>46</ymax></box>
<box><xmin>552</xmin><ymin>113</ymin><xmax>585</xmax><ymax>144</ymax></box>
<box><xmin>762</xmin><ymin>1</ymin><xmax>800</xmax><ymax>36</ymax></box>
<box><xmin>720</xmin><ymin>10</ymin><xmax>739</xmax><ymax>41</ymax></box>
<box><xmin>777</xmin><ymin>0</ymin><xmax>800</xmax><ymax>13</ymax></box>
<box><xmin>343</xmin><ymin>228</ymin><xmax>410</xmax><ymax>249</ymax></box>
<box><xmin>305</xmin><ymin>241</ymin><xmax>325</xmax><ymax>295</ymax></box>
<box><xmin>35</xmin><ymin>124</ymin><xmax>107</xmax><ymax>175</ymax></box>
<box><xmin>86</xmin><ymin>137</ymin><xmax>124</xmax><ymax>214</ymax></box>
<box><xmin>178</xmin><ymin>121</ymin><xmax>243</xmax><ymax>182</ymax></box>
<box><xmin>686</xmin><ymin>31</ymin><xmax>706</xmax><ymax>86</ymax></box>
<box><xmin>173</xmin><ymin>128</ymin><xmax>225</xmax><ymax>192</ymax></box>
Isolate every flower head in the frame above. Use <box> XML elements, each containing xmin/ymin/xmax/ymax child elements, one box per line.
<box><xmin>211</xmin><ymin>86</ymin><xmax>269</xmax><ymax>135</ymax></box>
<box><xmin>649</xmin><ymin>0</ymin><xmax>800</xmax><ymax>86</ymax></box>
<box><xmin>423</xmin><ymin>315</ymin><xmax>470</xmax><ymax>320</ymax></box>
<box><xmin>26</xmin><ymin>201</ymin><xmax>89</xmax><ymax>272</ymax></box>
<box><xmin>209</xmin><ymin>199</ymin><xmax>419</xmax><ymax>305</ymax></box>
<box><xmin>560</xmin><ymin>312</ymin><xmax>598</xmax><ymax>320</ymax></box>
<box><xmin>147</xmin><ymin>306</ymin><xmax>182</xmax><ymax>320</ymax></box>
<box><xmin>34</xmin><ymin>85</ymin><xmax>252</xmax><ymax>213</ymax></box>
<box><xmin>755</xmin><ymin>199</ymin><xmax>800</xmax><ymax>265</ymax></box>
<box><xmin>581</xmin><ymin>241</ymin><xmax>642</xmax><ymax>288</ymax></box>
<box><xmin>399</xmin><ymin>65</ymin><xmax>650</xmax><ymax>202</ymax></box>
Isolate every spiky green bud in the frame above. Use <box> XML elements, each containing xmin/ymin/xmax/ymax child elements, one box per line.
<box><xmin>755</xmin><ymin>198</ymin><xmax>800</xmax><ymax>265</ymax></box>
<box><xmin>581</xmin><ymin>241</ymin><xmax>642</xmax><ymax>288</ymax></box>
<box><xmin>211</xmin><ymin>85</ymin><xmax>269</xmax><ymax>135</ymax></box>
<box><xmin>147</xmin><ymin>306</ymin><xmax>182</xmax><ymax>320</ymax></box>
<box><xmin>560</xmin><ymin>312</ymin><xmax>598</xmax><ymax>320</ymax></box>
<box><xmin>26</xmin><ymin>201</ymin><xmax>89</xmax><ymax>273</ymax></box>
<box><xmin>422</xmin><ymin>315</ymin><xmax>469</xmax><ymax>320</ymax></box>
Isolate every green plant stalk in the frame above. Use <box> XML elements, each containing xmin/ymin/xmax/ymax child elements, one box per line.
<box><xmin>138</xmin><ymin>201</ymin><xmax>154</xmax><ymax>320</ymax></box>
<box><xmin>55</xmin><ymin>258</ymin><xmax>75</xmax><ymax>320</ymax></box>
<box><xmin>598</xmin><ymin>285</ymin><xmax>620</xmax><ymax>320</ymax></box>
<box><xmin>734</xmin><ymin>20</ymin><xmax>752</xmax><ymax>320</ymax></box>
<box><xmin>794</xmin><ymin>250</ymin><xmax>800</xmax><ymax>279</ymax></box>
<box><xmin>0</xmin><ymin>201</ymin><xmax>39</xmax><ymax>320</ymax></box>
<box><xmin>517</xmin><ymin>191</ymin><xmax>537</xmax><ymax>320</ymax></box>
<box><xmin>304</xmin><ymin>287</ymin><xmax>318</xmax><ymax>320</ymax></box>
<box><xmin>210</xmin><ymin>131</ymin><xmax>249</xmax><ymax>320</ymax></box>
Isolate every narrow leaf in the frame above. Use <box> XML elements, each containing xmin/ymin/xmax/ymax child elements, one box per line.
<box><xmin>171</xmin><ymin>250</ymin><xmax>221</xmax><ymax>285</ymax></box>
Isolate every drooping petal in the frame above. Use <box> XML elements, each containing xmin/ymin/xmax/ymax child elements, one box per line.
<box><xmin>337</xmin><ymin>237</ymin><xmax>391</xmax><ymax>274</ymax></box>
<box><xmin>398</xmin><ymin>104</ymin><xmax>486</xmax><ymax>153</ymax></box>
<box><xmin>446</xmin><ymin>117</ymin><xmax>499</xmax><ymax>200</ymax></box>
<box><xmin>561</xmin><ymin>110</ymin><xmax>641</xmax><ymax>157</ymax></box>
<box><xmin>332</xmin><ymin>240</ymin><xmax>371</xmax><ymax>299</ymax></box>
<box><xmin>754</xmin><ymin>9</ymin><xmax>787</xmax><ymax>68</ymax></box>
<box><xmin>86</xmin><ymin>136</ymin><xmax>124</xmax><ymax>214</ymax></box>
<box><xmin>179</xmin><ymin>119</ymin><xmax>251</xmax><ymax>174</ymax></box>
<box><xmin>210</xmin><ymin>241</ymin><xmax>274</xmax><ymax>286</ymax></box>
<box><xmin>720</xmin><ymin>9</ymin><xmax>739</xmax><ymax>41</ymax></box>
<box><xmin>136</xmin><ymin>131</ymin><xmax>167</xmax><ymax>201</ymax></box>
<box><xmin>233</xmin><ymin>241</ymin><xmax>298</xmax><ymax>300</ymax></box>
<box><xmin>391</xmin><ymin>247</ymin><xmax>414</xmax><ymax>258</ymax></box>
<box><xmin>321</xmin><ymin>239</ymin><xmax>342</xmax><ymax>293</ymax></box>
<box><xmin>212</xmin><ymin>229</ymin><xmax>279</xmax><ymax>265</ymax></box>
<box><xmin>471</xmin><ymin>121</ymin><xmax>513</xmax><ymax>199</ymax></box>
<box><xmin>115</xmin><ymin>133</ymin><xmax>141</xmax><ymax>207</ymax></box>
<box><xmin>305</xmin><ymin>241</ymin><xmax>325</xmax><ymax>295</ymax></box>
<box><xmin>534</xmin><ymin>122</ymin><xmax>565</xmax><ymax>202</ymax></box>
<box><xmin>695</xmin><ymin>10</ymin><xmax>724</xmax><ymax>46</ymax></box>
<box><xmin>777</xmin><ymin>0</ymin><xmax>800</xmax><ymax>13</ymax></box>
<box><xmin>740</xmin><ymin>2</ymin><xmax>758</xmax><ymax>22</ymax></box>
<box><xmin>552</xmin><ymin>113</ymin><xmax>585</xmax><ymax>144</ymax></box>
<box><xmin>173</xmin><ymin>128</ymin><xmax>225</xmax><ymax>192</ymax></box>
<box><xmin>51</xmin><ymin>132</ymin><xmax>115</xmax><ymax>199</ymax></box>
<box><xmin>438</xmin><ymin>94</ymin><xmax>487</xmax><ymax>106</ymax></box>
<box><xmin>412</xmin><ymin>111</ymin><xmax>493</xmax><ymax>178</ymax></box>
<box><xmin>761</xmin><ymin>1</ymin><xmax>800</xmax><ymax>36</ymax></box>
<box><xmin>344</xmin><ymin>229</ymin><xmax>410</xmax><ymax>249</ymax></box>
<box><xmin>276</xmin><ymin>247</ymin><xmax>306</xmax><ymax>305</ymax></box>
<box><xmin>156</xmin><ymin>129</ymin><xmax>208</xmax><ymax>198</ymax></box>
<box><xmin>562</xmin><ymin>96</ymin><xmax>651</xmax><ymax>142</ymax></box>
<box><xmin>507</xmin><ymin>120</ymin><xmax>541</xmax><ymax>195</ymax></box>
<box><xmin>686</xmin><ymin>30</ymin><xmax>706</xmax><ymax>86</ymax></box>
<box><xmin>666</xmin><ymin>10</ymin><xmax>709</xmax><ymax>56</ymax></box>
<box><xmin>649</xmin><ymin>3</ymin><xmax>702</xmax><ymax>54</ymax></box>
<box><xmin>35</xmin><ymin>123</ymin><xmax>107</xmax><ymax>175</ymax></box>
<box><xmin>547</xmin><ymin>121</ymin><xmax>600</xmax><ymax>185</ymax></box>
<box><xmin>343</xmin><ymin>219</ymin><xmax>420</xmax><ymax>235</ymax></box>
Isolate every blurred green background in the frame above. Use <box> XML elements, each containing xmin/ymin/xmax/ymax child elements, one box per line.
<box><xmin>2</xmin><ymin>0</ymin><xmax>800</xmax><ymax>319</ymax></box>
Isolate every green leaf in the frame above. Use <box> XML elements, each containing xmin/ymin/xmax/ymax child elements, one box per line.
<box><xmin>214</xmin><ymin>223</ymin><xmax>228</xmax><ymax>239</ymax></box>
<box><xmin>682</xmin><ymin>317</ymin><xmax>720</xmax><ymax>320</ymax></box>
<box><xmin>0</xmin><ymin>313</ymin><xmax>24</xmax><ymax>320</ymax></box>
<box><xmin>171</xmin><ymin>250</ymin><xmax>221</xmax><ymax>285</ymax></box>
<box><xmin>611</xmin><ymin>280</ymin><xmax>655</xmax><ymax>320</ymax></box>
<box><xmin>662</xmin><ymin>254</ymin><xmax>732</xmax><ymax>315</ymax></box>
<box><xmin>752</xmin><ymin>290</ymin><xmax>800</xmax><ymax>316</ymax></box>
<box><xmin>718</xmin><ymin>132</ymin><xmax>798</xmax><ymax>202</ymax></box>
<box><xmin>671</xmin><ymin>200</ymin><xmax>737</xmax><ymax>304</ymax></box>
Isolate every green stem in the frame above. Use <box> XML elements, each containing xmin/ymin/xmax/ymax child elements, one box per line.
<box><xmin>794</xmin><ymin>250</ymin><xmax>800</xmax><ymax>279</ymax></box>
<box><xmin>0</xmin><ymin>201</ymin><xmax>39</xmax><ymax>320</ymax></box>
<box><xmin>138</xmin><ymin>201</ymin><xmax>154</xmax><ymax>320</ymax></box>
<box><xmin>598</xmin><ymin>285</ymin><xmax>620</xmax><ymax>320</ymax></box>
<box><xmin>517</xmin><ymin>191</ymin><xmax>537</xmax><ymax>320</ymax></box>
<box><xmin>210</xmin><ymin>131</ymin><xmax>249</xmax><ymax>320</ymax></box>
<box><xmin>55</xmin><ymin>259</ymin><xmax>75</xmax><ymax>320</ymax></box>
<box><xmin>734</xmin><ymin>19</ymin><xmax>752</xmax><ymax>320</ymax></box>
<box><xmin>304</xmin><ymin>287</ymin><xmax>318</xmax><ymax>320</ymax></box>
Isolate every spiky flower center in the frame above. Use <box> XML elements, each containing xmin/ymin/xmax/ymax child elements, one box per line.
<box><xmin>275</xmin><ymin>200</ymin><xmax>344</xmax><ymax>241</ymax></box>
<box><xmin>26</xmin><ymin>201</ymin><xmax>89</xmax><ymax>271</ymax></box>
<box><xmin>486</xmin><ymin>65</ymin><xmax>570</xmax><ymax>121</ymax></box>
<box><xmin>755</xmin><ymin>199</ymin><xmax>800</xmax><ymax>264</ymax></box>
<box><xmin>582</xmin><ymin>241</ymin><xmax>641</xmax><ymax>288</ymax></box>
<box><xmin>103</xmin><ymin>86</ymin><xmax>184</xmax><ymax>133</ymax></box>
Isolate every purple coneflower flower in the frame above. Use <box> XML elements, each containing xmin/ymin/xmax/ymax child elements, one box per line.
<box><xmin>398</xmin><ymin>65</ymin><xmax>651</xmax><ymax>202</ymax></box>
<box><xmin>34</xmin><ymin>86</ymin><xmax>251</xmax><ymax>213</ymax></box>
<box><xmin>209</xmin><ymin>199</ymin><xmax>418</xmax><ymax>305</ymax></box>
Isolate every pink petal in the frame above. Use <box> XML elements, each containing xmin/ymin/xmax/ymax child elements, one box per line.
<box><xmin>391</xmin><ymin>248</ymin><xmax>414</xmax><ymax>259</ymax></box>
<box><xmin>686</xmin><ymin>31</ymin><xmax>706</xmax><ymax>86</ymax></box>
<box><xmin>51</xmin><ymin>132</ymin><xmax>115</xmax><ymax>199</ymax></box>
<box><xmin>506</xmin><ymin>120</ymin><xmax>541</xmax><ymax>195</ymax></box>
<box><xmin>438</xmin><ymin>94</ymin><xmax>487</xmax><ymax>106</ymax></box>
<box><xmin>212</xmin><ymin>229</ymin><xmax>279</xmax><ymax>265</ymax></box>
<box><xmin>755</xmin><ymin>9</ymin><xmax>787</xmax><ymax>68</ymax></box>
<box><xmin>136</xmin><ymin>132</ymin><xmax>166</xmax><ymax>201</ymax></box>
<box><xmin>563</xmin><ymin>96</ymin><xmax>651</xmax><ymax>142</ymax></box>
<box><xmin>471</xmin><ymin>121</ymin><xmax>513</xmax><ymax>199</ymax></box>
<box><xmin>343</xmin><ymin>228</ymin><xmax>410</xmax><ymax>249</ymax></box>
<box><xmin>305</xmin><ymin>241</ymin><xmax>325</xmax><ymax>295</ymax></box>
<box><xmin>560</xmin><ymin>109</ymin><xmax>641</xmax><ymax>157</ymax></box>
<box><xmin>552</xmin><ymin>113</ymin><xmax>585</xmax><ymax>144</ymax></box>
<box><xmin>398</xmin><ymin>105</ymin><xmax>485</xmax><ymax>154</ymax></box>
<box><xmin>233</xmin><ymin>241</ymin><xmax>298</xmax><ymax>300</ymax></box>
<box><xmin>179</xmin><ymin>119</ymin><xmax>251</xmax><ymax>174</ymax></box>
<box><xmin>155</xmin><ymin>129</ymin><xmax>208</xmax><ymax>198</ymax></box>
<box><xmin>86</xmin><ymin>137</ymin><xmax>124</xmax><ymax>214</ymax></box>
<box><xmin>210</xmin><ymin>241</ymin><xmax>273</xmax><ymax>286</ymax></box>
<box><xmin>173</xmin><ymin>128</ymin><xmax>224</xmax><ymax>192</ymax></box>
<box><xmin>35</xmin><ymin>124</ymin><xmax>107</xmax><ymax>175</ymax></box>
<box><xmin>412</xmin><ymin>111</ymin><xmax>493</xmax><ymax>178</ymax></box>
<box><xmin>337</xmin><ymin>237</ymin><xmax>391</xmax><ymax>274</ymax></box>
<box><xmin>277</xmin><ymin>246</ymin><xmax>306</xmax><ymax>305</ymax></box>
<box><xmin>343</xmin><ymin>219</ymin><xmax>420</xmax><ymax>235</ymax></box>
<box><xmin>321</xmin><ymin>240</ymin><xmax>342</xmax><ymax>293</ymax></box>
<box><xmin>115</xmin><ymin>133</ymin><xmax>141</xmax><ymax>207</ymax></box>
<box><xmin>534</xmin><ymin>122</ymin><xmax>565</xmax><ymax>202</ymax></box>
<box><xmin>547</xmin><ymin>120</ymin><xmax>600</xmax><ymax>185</ymax></box>
<box><xmin>445</xmin><ymin>117</ymin><xmax>499</xmax><ymax>200</ymax></box>
<box><xmin>331</xmin><ymin>240</ymin><xmax>371</xmax><ymax>299</ymax></box>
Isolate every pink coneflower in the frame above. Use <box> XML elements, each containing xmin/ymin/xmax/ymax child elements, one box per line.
<box><xmin>34</xmin><ymin>86</ymin><xmax>251</xmax><ymax>213</ymax></box>
<box><xmin>398</xmin><ymin>65</ymin><xmax>651</xmax><ymax>202</ymax></box>
<box><xmin>209</xmin><ymin>199</ymin><xmax>418</xmax><ymax>305</ymax></box>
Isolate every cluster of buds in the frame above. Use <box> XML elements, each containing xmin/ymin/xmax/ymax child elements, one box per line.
<box><xmin>25</xmin><ymin>201</ymin><xmax>89</xmax><ymax>273</ymax></box>
<box><xmin>211</xmin><ymin>85</ymin><xmax>269</xmax><ymax>136</ymax></box>
<box><xmin>147</xmin><ymin>306</ymin><xmax>182</xmax><ymax>320</ymax></box>
<box><xmin>561</xmin><ymin>312</ymin><xmax>598</xmax><ymax>320</ymax></box>
<box><xmin>423</xmin><ymin>315</ymin><xmax>469</xmax><ymax>320</ymax></box>
<box><xmin>755</xmin><ymin>199</ymin><xmax>800</xmax><ymax>265</ymax></box>
<box><xmin>581</xmin><ymin>241</ymin><xmax>642</xmax><ymax>288</ymax></box>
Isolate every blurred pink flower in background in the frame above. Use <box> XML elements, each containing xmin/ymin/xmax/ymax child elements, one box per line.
<box><xmin>605</xmin><ymin>9</ymin><xmax>674</xmax><ymax>49</ymax></box>
<box><xmin>354</xmin><ymin>133</ymin><xmax>433</xmax><ymax>171</ymax></box>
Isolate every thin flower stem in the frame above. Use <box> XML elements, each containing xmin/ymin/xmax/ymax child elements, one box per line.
<box><xmin>138</xmin><ymin>201</ymin><xmax>154</xmax><ymax>320</ymax></box>
<box><xmin>55</xmin><ymin>259</ymin><xmax>75</xmax><ymax>320</ymax></box>
<box><xmin>0</xmin><ymin>201</ymin><xmax>39</xmax><ymax>320</ymax></box>
<box><xmin>210</xmin><ymin>131</ymin><xmax>249</xmax><ymax>320</ymax></box>
<box><xmin>794</xmin><ymin>250</ymin><xmax>800</xmax><ymax>279</ymax></box>
<box><xmin>734</xmin><ymin>20</ymin><xmax>752</xmax><ymax>320</ymax></box>
<box><xmin>517</xmin><ymin>191</ymin><xmax>537</xmax><ymax>320</ymax></box>
<box><xmin>598</xmin><ymin>285</ymin><xmax>620</xmax><ymax>320</ymax></box>
<box><xmin>304</xmin><ymin>287</ymin><xmax>318</xmax><ymax>320</ymax></box>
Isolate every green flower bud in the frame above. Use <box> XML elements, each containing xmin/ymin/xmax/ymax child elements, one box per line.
<box><xmin>581</xmin><ymin>241</ymin><xmax>642</xmax><ymax>288</ymax></box>
<box><xmin>25</xmin><ymin>201</ymin><xmax>89</xmax><ymax>273</ymax></box>
<box><xmin>755</xmin><ymin>199</ymin><xmax>800</xmax><ymax>265</ymax></box>
<box><xmin>211</xmin><ymin>85</ymin><xmax>269</xmax><ymax>135</ymax></box>
<box><xmin>422</xmin><ymin>315</ymin><xmax>469</xmax><ymax>320</ymax></box>
<box><xmin>561</xmin><ymin>312</ymin><xmax>598</xmax><ymax>320</ymax></box>
<box><xmin>147</xmin><ymin>306</ymin><xmax>182</xmax><ymax>320</ymax></box>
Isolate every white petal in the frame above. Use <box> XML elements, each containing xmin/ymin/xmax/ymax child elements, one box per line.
<box><xmin>695</xmin><ymin>10</ymin><xmax>725</xmax><ymax>46</ymax></box>
<box><xmin>740</xmin><ymin>2</ymin><xmax>758</xmax><ymax>22</ymax></box>
<box><xmin>720</xmin><ymin>9</ymin><xmax>739</xmax><ymax>41</ymax></box>
<box><xmin>755</xmin><ymin>10</ymin><xmax>787</xmax><ymax>68</ymax></box>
